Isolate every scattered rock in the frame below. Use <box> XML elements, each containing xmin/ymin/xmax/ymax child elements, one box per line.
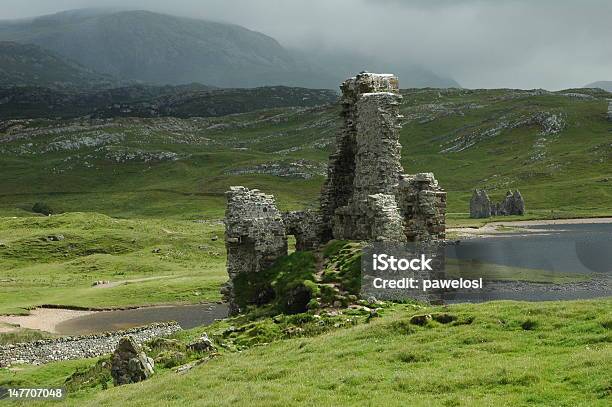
<box><xmin>0</xmin><ymin>322</ymin><xmax>181</xmax><ymax>367</ymax></box>
<box><xmin>110</xmin><ymin>336</ymin><xmax>154</xmax><ymax>386</ymax></box>
<box><xmin>152</xmin><ymin>248</ymin><xmax>161</xmax><ymax>253</ymax></box>
<box><xmin>92</xmin><ymin>280</ymin><xmax>110</xmax><ymax>286</ymax></box>
<box><xmin>46</xmin><ymin>234</ymin><xmax>65</xmax><ymax>241</ymax></box>
<box><xmin>186</xmin><ymin>333</ymin><xmax>216</xmax><ymax>352</ymax></box>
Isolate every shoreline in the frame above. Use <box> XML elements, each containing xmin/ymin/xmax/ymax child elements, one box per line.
<box><xmin>448</xmin><ymin>217</ymin><xmax>612</xmax><ymax>239</ymax></box>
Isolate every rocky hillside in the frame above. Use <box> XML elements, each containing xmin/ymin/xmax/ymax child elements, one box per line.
<box><xmin>0</xmin><ymin>87</ymin><xmax>610</xmax><ymax>219</ymax></box>
<box><xmin>0</xmin><ymin>85</ymin><xmax>338</xmax><ymax>119</ymax></box>
<box><xmin>0</xmin><ymin>41</ymin><xmax>112</xmax><ymax>88</ymax></box>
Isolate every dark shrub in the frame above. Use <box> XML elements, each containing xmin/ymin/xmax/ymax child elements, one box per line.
<box><xmin>32</xmin><ymin>201</ymin><xmax>52</xmax><ymax>215</ymax></box>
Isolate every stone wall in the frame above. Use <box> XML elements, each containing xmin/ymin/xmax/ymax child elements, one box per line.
<box><xmin>470</xmin><ymin>189</ymin><xmax>525</xmax><ymax>218</ymax></box>
<box><xmin>398</xmin><ymin>173</ymin><xmax>447</xmax><ymax>241</ymax></box>
<box><xmin>493</xmin><ymin>190</ymin><xmax>525</xmax><ymax>216</ymax></box>
<box><xmin>470</xmin><ymin>189</ymin><xmax>492</xmax><ymax>218</ymax></box>
<box><xmin>282</xmin><ymin>210</ymin><xmax>320</xmax><ymax>251</ymax></box>
<box><xmin>0</xmin><ymin>322</ymin><xmax>181</xmax><ymax>367</ymax></box>
<box><xmin>223</xmin><ymin>186</ymin><xmax>288</xmax><ymax>315</ymax></box>
<box><xmin>608</xmin><ymin>99</ymin><xmax>612</xmax><ymax>122</ymax></box>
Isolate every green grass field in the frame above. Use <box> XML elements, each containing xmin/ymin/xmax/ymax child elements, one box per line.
<box><xmin>2</xmin><ymin>299</ymin><xmax>610</xmax><ymax>406</ymax></box>
<box><xmin>0</xmin><ymin>213</ymin><xmax>226</xmax><ymax>314</ymax></box>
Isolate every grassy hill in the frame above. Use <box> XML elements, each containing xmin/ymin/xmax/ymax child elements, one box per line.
<box><xmin>0</xmin><ymin>87</ymin><xmax>610</xmax><ymax>222</ymax></box>
<box><xmin>2</xmin><ymin>298</ymin><xmax>610</xmax><ymax>406</ymax></box>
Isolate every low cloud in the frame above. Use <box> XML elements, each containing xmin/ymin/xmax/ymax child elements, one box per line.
<box><xmin>2</xmin><ymin>0</ymin><xmax>611</xmax><ymax>89</ymax></box>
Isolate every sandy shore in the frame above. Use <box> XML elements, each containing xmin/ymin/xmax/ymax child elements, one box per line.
<box><xmin>0</xmin><ymin>308</ymin><xmax>97</xmax><ymax>334</ymax></box>
<box><xmin>448</xmin><ymin>217</ymin><xmax>612</xmax><ymax>239</ymax></box>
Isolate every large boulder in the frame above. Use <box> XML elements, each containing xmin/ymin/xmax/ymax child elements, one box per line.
<box><xmin>110</xmin><ymin>336</ymin><xmax>154</xmax><ymax>386</ymax></box>
<box><xmin>469</xmin><ymin>189</ymin><xmax>492</xmax><ymax>218</ymax></box>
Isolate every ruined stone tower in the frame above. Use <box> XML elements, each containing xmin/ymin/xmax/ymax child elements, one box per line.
<box><xmin>320</xmin><ymin>72</ymin><xmax>446</xmax><ymax>243</ymax></box>
<box><xmin>223</xmin><ymin>72</ymin><xmax>447</xmax><ymax>313</ymax></box>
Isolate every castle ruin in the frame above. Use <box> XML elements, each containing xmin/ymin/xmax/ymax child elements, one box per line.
<box><xmin>469</xmin><ymin>189</ymin><xmax>525</xmax><ymax>218</ymax></box>
<box><xmin>222</xmin><ymin>72</ymin><xmax>446</xmax><ymax>313</ymax></box>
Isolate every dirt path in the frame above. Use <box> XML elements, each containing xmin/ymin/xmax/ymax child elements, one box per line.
<box><xmin>92</xmin><ymin>275</ymin><xmax>172</xmax><ymax>289</ymax></box>
<box><xmin>0</xmin><ymin>308</ymin><xmax>98</xmax><ymax>334</ymax></box>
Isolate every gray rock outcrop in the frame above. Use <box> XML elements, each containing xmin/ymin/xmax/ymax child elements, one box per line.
<box><xmin>110</xmin><ymin>336</ymin><xmax>155</xmax><ymax>386</ymax></box>
<box><xmin>608</xmin><ymin>100</ymin><xmax>612</xmax><ymax>122</ymax></box>
<box><xmin>470</xmin><ymin>189</ymin><xmax>492</xmax><ymax>218</ymax></box>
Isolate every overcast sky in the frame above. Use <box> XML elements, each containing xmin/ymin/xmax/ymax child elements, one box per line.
<box><xmin>2</xmin><ymin>0</ymin><xmax>611</xmax><ymax>90</ymax></box>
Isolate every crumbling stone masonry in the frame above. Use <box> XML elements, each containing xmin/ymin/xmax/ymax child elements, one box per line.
<box><xmin>469</xmin><ymin>189</ymin><xmax>525</xmax><ymax>218</ymax></box>
<box><xmin>322</xmin><ymin>72</ymin><xmax>446</xmax><ymax>243</ymax></box>
<box><xmin>470</xmin><ymin>189</ymin><xmax>492</xmax><ymax>219</ymax></box>
<box><xmin>222</xmin><ymin>186</ymin><xmax>288</xmax><ymax>314</ymax></box>
<box><xmin>397</xmin><ymin>173</ymin><xmax>447</xmax><ymax>241</ymax></box>
<box><xmin>607</xmin><ymin>99</ymin><xmax>612</xmax><ymax>122</ymax></box>
<box><xmin>223</xmin><ymin>72</ymin><xmax>447</xmax><ymax>313</ymax></box>
<box><xmin>493</xmin><ymin>190</ymin><xmax>525</xmax><ymax>216</ymax></box>
<box><xmin>282</xmin><ymin>210</ymin><xmax>320</xmax><ymax>251</ymax></box>
<box><xmin>319</xmin><ymin>73</ymin><xmax>401</xmax><ymax>242</ymax></box>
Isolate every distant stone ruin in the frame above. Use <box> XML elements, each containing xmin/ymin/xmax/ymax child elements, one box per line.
<box><xmin>469</xmin><ymin>189</ymin><xmax>492</xmax><ymax>219</ymax></box>
<box><xmin>608</xmin><ymin>99</ymin><xmax>612</xmax><ymax>121</ymax></box>
<box><xmin>223</xmin><ymin>72</ymin><xmax>446</xmax><ymax>314</ymax></box>
<box><xmin>469</xmin><ymin>189</ymin><xmax>525</xmax><ymax>218</ymax></box>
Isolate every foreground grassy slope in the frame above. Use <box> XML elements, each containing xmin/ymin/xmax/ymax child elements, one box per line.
<box><xmin>0</xmin><ymin>88</ymin><xmax>610</xmax><ymax>220</ymax></box>
<box><xmin>0</xmin><ymin>213</ymin><xmax>225</xmax><ymax>314</ymax></box>
<box><xmin>2</xmin><ymin>299</ymin><xmax>610</xmax><ymax>406</ymax></box>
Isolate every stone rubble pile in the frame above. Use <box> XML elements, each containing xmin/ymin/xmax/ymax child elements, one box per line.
<box><xmin>110</xmin><ymin>336</ymin><xmax>155</xmax><ymax>386</ymax></box>
<box><xmin>222</xmin><ymin>73</ymin><xmax>447</xmax><ymax>314</ymax></box>
<box><xmin>0</xmin><ymin>322</ymin><xmax>181</xmax><ymax>367</ymax></box>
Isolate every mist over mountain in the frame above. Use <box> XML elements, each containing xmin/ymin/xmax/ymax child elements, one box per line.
<box><xmin>0</xmin><ymin>9</ymin><xmax>459</xmax><ymax>89</ymax></box>
<box><xmin>584</xmin><ymin>81</ymin><xmax>612</xmax><ymax>92</ymax></box>
<box><xmin>0</xmin><ymin>41</ymin><xmax>112</xmax><ymax>88</ymax></box>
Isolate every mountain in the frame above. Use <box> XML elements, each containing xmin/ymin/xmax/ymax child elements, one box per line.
<box><xmin>0</xmin><ymin>9</ymin><xmax>459</xmax><ymax>89</ymax></box>
<box><xmin>0</xmin><ymin>9</ymin><xmax>303</xmax><ymax>88</ymax></box>
<box><xmin>584</xmin><ymin>81</ymin><xmax>612</xmax><ymax>92</ymax></box>
<box><xmin>0</xmin><ymin>41</ymin><xmax>112</xmax><ymax>88</ymax></box>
